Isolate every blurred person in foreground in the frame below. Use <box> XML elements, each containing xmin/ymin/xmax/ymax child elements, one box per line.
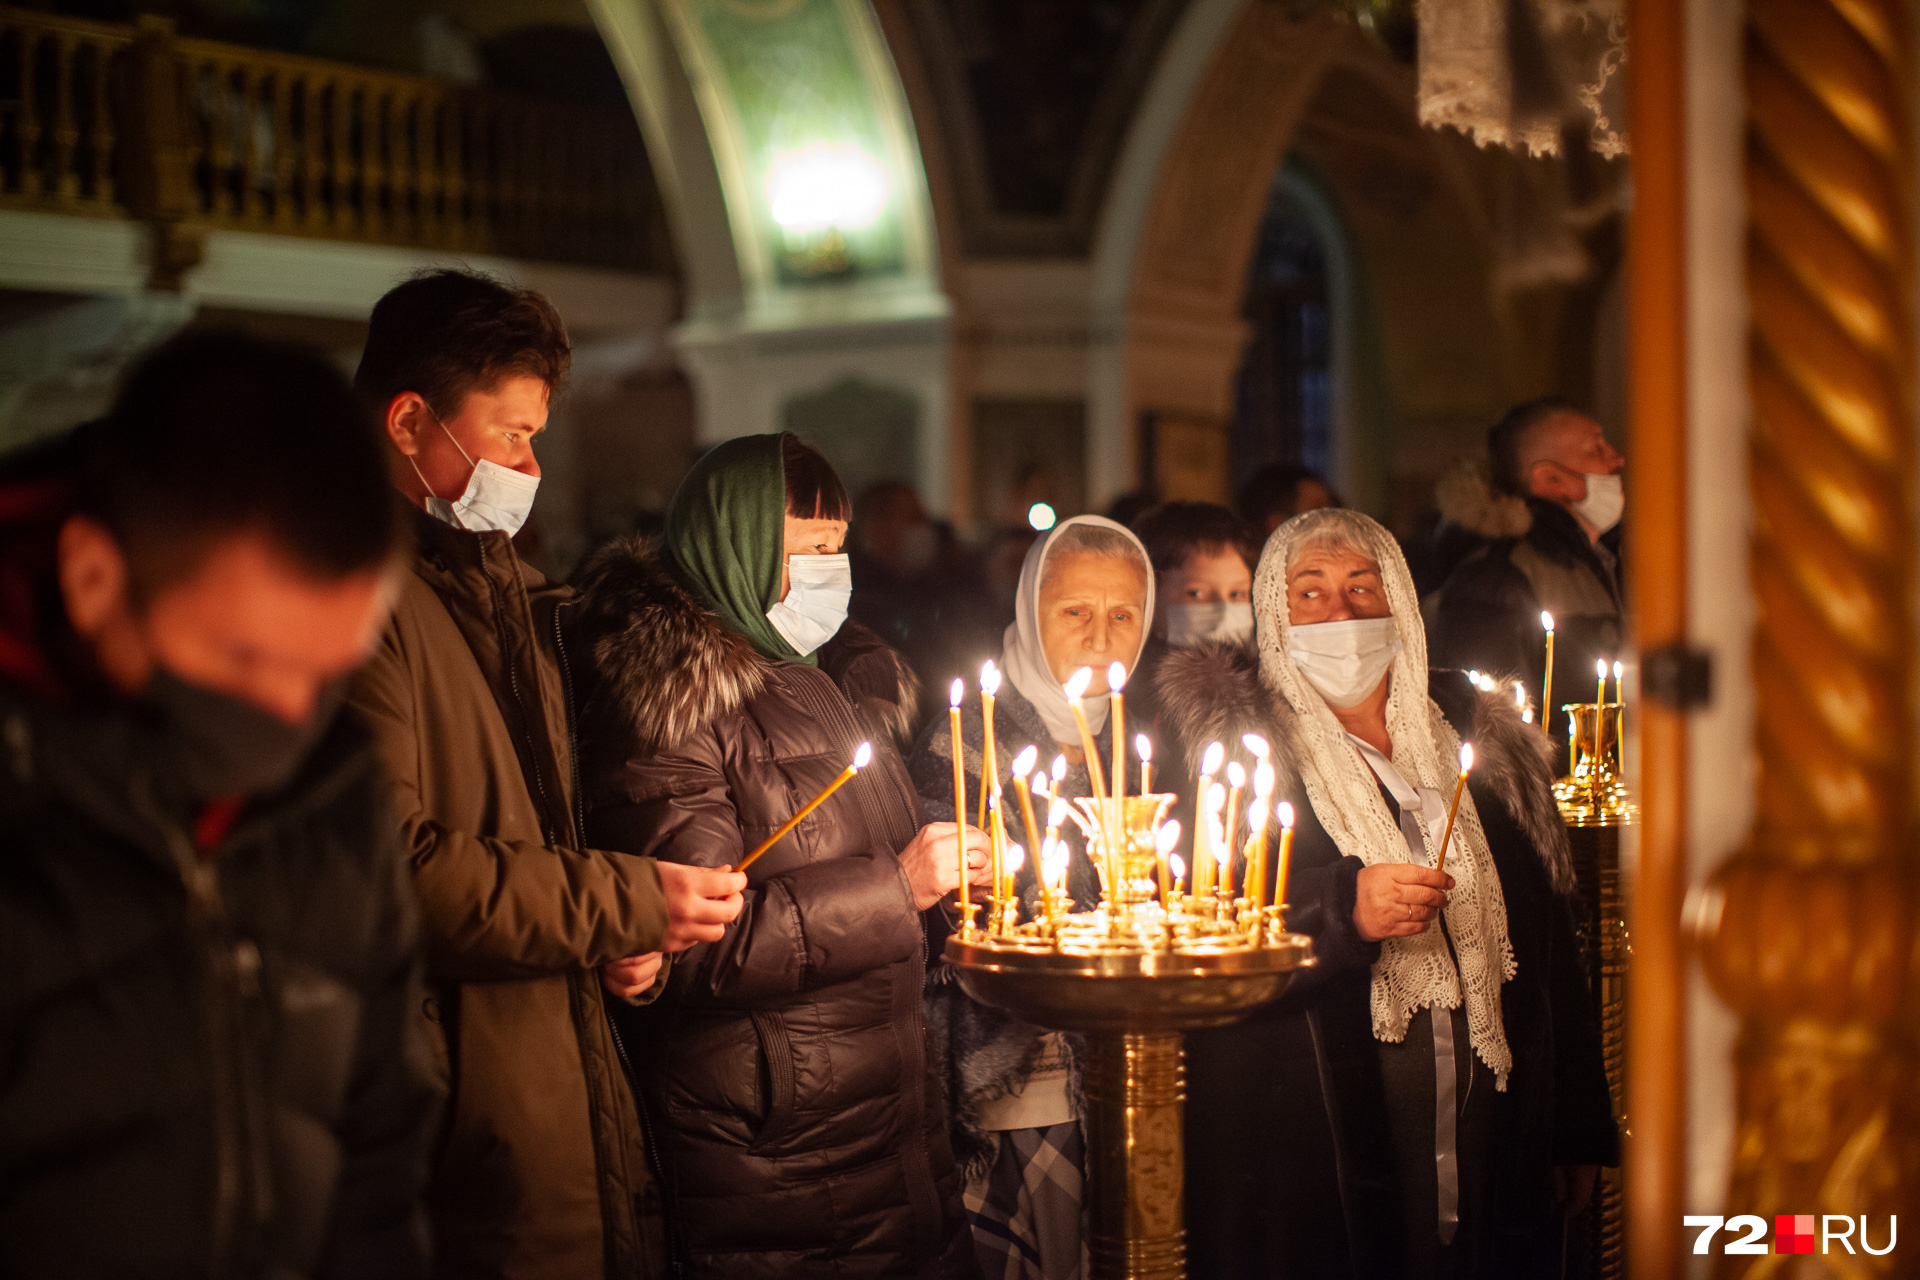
<box><xmin>347</xmin><ymin>270</ymin><xmax>745</xmax><ymax>1280</ymax></box>
<box><xmin>849</xmin><ymin>479</ymin><xmax>1002</xmax><ymax>722</ymax></box>
<box><xmin>1155</xmin><ymin>508</ymin><xmax>1615</xmax><ymax>1279</ymax></box>
<box><xmin>907</xmin><ymin>515</ymin><xmax>1155</xmax><ymax>1280</ymax></box>
<box><xmin>565</xmin><ymin>433</ymin><xmax>990</xmax><ymax>1277</ymax></box>
<box><xmin>1236</xmin><ymin>461</ymin><xmax>1338</xmax><ymax>537</ymax></box>
<box><xmin>1429</xmin><ymin>398</ymin><xmax>1625</xmax><ymax>748</ymax></box>
<box><xmin>0</xmin><ymin>333</ymin><xmax>433</xmax><ymax>1277</ymax></box>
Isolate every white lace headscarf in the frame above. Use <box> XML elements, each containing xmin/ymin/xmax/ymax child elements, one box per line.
<box><xmin>1254</xmin><ymin>508</ymin><xmax>1515</xmax><ymax>1086</ymax></box>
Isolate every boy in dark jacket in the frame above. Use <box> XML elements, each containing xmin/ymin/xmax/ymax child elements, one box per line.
<box><xmin>0</xmin><ymin>333</ymin><xmax>434</xmax><ymax>1277</ymax></box>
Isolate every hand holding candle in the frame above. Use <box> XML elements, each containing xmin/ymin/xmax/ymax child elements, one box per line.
<box><xmin>1434</xmin><ymin>743</ymin><xmax>1473</xmax><ymax>877</ymax></box>
<box><xmin>739</xmin><ymin>743</ymin><xmax>873</xmax><ymax>870</ymax></box>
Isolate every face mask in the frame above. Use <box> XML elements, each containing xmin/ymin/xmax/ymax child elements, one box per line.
<box><xmin>408</xmin><ymin>411</ymin><xmax>540</xmax><ymax>536</ymax></box>
<box><xmin>1287</xmin><ymin>616</ymin><xmax>1402</xmax><ymax>709</ymax></box>
<box><xmin>767</xmin><ymin>554</ymin><xmax>851</xmax><ymax>658</ymax></box>
<box><xmin>1164</xmin><ymin>601</ymin><xmax>1255</xmax><ymax>648</ymax></box>
<box><xmin>145</xmin><ymin>668</ymin><xmax>342</xmax><ymax>800</ymax></box>
<box><xmin>1570</xmin><ymin>471</ymin><xmax>1624</xmax><ymax>534</ymax></box>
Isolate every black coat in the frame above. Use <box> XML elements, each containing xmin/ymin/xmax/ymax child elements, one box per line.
<box><xmin>0</xmin><ymin>440</ymin><xmax>432</xmax><ymax>1280</ymax></box>
<box><xmin>1154</xmin><ymin>643</ymin><xmax>1616</xmax><ymax>1280</ymax></box>
<box><xmin>566</xmin><ymin>539</ymin><xmax>972</xmax><ymax>1280</ymax></box>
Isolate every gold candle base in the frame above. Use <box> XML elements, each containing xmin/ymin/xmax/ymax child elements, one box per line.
<box><xmin>947</xmin><ymin>936</ymin><xmax>1312</xmax><ymax>1280</ymax></box>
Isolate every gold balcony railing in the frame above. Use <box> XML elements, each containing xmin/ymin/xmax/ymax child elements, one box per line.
<box><xmin>0</xmin><ymin>7</ymin><xmax>669</xmax><ymax>277</ymax></box>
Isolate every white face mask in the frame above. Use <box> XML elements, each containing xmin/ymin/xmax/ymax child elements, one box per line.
<box><xmin>1164</xmin><ymin>601</ymin><xmax>1255</xmax><ymax>648</ymax></box>
<box><xmin>409</xmin><ymin>411</ymin><xmax>541</xmax><ymax>537</ymax></box>
<box><xmin>767</xmin><ymin>554</ymin><xmax>852</xmax><ymax>657</ymax></box>
<box><xmin>1287</xmin><ymin>615</ymin><xmax>1402</xmax><ymax>708</ymax></box>
<box><xmin>1570</xmin><ymin>471</ymin><xmax>1624</xmax><ymax>534</ymax></box>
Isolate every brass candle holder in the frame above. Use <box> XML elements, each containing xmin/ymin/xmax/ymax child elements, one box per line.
<box><xmin>948</xmin><ymin>789</ymin><xmax>1314</xmax><ymax>1280</ymax></box>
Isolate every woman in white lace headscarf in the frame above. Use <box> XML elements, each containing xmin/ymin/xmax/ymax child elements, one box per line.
<box><xmin>1156</xmin><ymin>507</ymin><xmax>1615</xmax><ymax>1279</ymax></box>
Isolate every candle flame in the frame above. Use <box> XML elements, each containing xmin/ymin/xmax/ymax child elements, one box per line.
<box><xmin>1169</xmin><ymin>853</ymin><xmax>1187</xmax><ymax>881</ymax></box>
<box><xmin>1467</xmin><ymin>669</ymin><xmax>1480</xmax><ymax>685</ymax></box>
<box><xmin>980</xmin><ymin>661</ymin><xmax>1001</xmax><ymax>696</ymax></box>
<box><xmin>1596</xmin><ymin>658</ymin><xmax>1608</xmax><ymax>678</ymax></box>
<box><xmin>1207</xmin><ymin>782</ymin><xmax>1227</xmax><ymax>811</ymax></box>
<box><xmin>1031</xmin><ymin>772</ymin><xmax>1048</xmax><ymax>797</ymax></box>
<box><xmin>1248</xmin><ymin>798</ymin><xmax>1266</xmax><ymax>829</ymax></box>
<box><xmin>1277</xmin><ymin>800</ymin><xmax>1295</xmax><ymax>829</ymax></box>
<box><xmin>1227</xmin><ymin>761</ymin><xmax>1246</xmax><ymax>788</ymax></box>
<box><xmin>853</xmin><ymin>742</ymin><xmax>874</xmax><ymax>769</ymax></box>
<box><xmin>1158</xmin><ymin>819</ymin><xmax>1182</xmax><ymax>854</ymax></box>
<box><xmin>1541</xmin><ymin>610</ymin><xmax>1554</xmax><ymax>633</ymax></box>
<box><xmin>1135</xmin><ymin>733</ymin><xmax>1152</xmax><ymax>762</ymax></box>
<box><xmin>1107</xmin><ymin>661</ymin><xmax>1128</xmax><ymax>692</ymax></box>
<box><xmin>1011</xmin><ymin>744</ymin><xmax>1038</xmax><ymax>776</ymax></box>
<box><xmin>1201</xmin><ymin>741</ymin><xmax>1225</xmax><ymax>775</ymax></box>
<box><xmin>1514</xmin><ymin>682</ymin><xmax>1527</xmax><ymax>708</ymax></box>
<box><xmin>1047</xmin><ymin>797</ymin><xmax>1069</xmax><ymax>826</ymax></box>
<box><xmin>949</xmin><ymin>678</ymin><xmax>964</xmax><ymax>708</ymax></box>
<box><xmin>1459</xmin><ymin>742</ymin><xmax>1473</xmax><ymax>773</ymax></box>
<box><xmin>1051</xmin><ymin>754</ymin><xmax>1068</xmax><ymax>783</ymax></box>
<box><xmin>1254</xmin><ymin>760</ymin><xmax>1275</xmax><ymax>797</ymax></box>
<box><xmin>1613</xmin><ymin>660</ymin><xmax>1623</xmax><ymax>679</ymax></box>
<box><xmin>1241</xmin><ymin>733</ymin><xmax>1270</xmax><ymax>759</ymax></box>
<box><xmin>1522</xmin><ymin>709</ymin><xmax>1534</xmax><ymax>723</ymax></box>
<box><xmin>1006</xmin><ymin>843</ymin><xmax>1025</xmax><ymax>873</ymax></box>
<box><xmin>1064</xmin><ymin>667</ymin><xmax>1093</xmax><ymax>699</ymax></box>
<box><xmin>1214</xmin><ymin>841</ymin><xmax>1231</xmax><ymax>868</ymax></box>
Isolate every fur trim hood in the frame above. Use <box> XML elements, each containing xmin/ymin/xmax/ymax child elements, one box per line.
<box><xmin>568</xmin><ymin>535</ymin><xmax>919</xmax><ymax>754</ymax></box>
<box><xmin>1154</xmin><ymin>639</ymin><xmax>1574</xmax><ymax>894</ymax></box>
<box><xmin>1436</xmin><ymin>453</ymin><xmax>1533</xmax><ymax>539</ymax></box>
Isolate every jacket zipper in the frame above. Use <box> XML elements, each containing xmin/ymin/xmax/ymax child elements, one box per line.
<box><xmin>551</xmin><ymin>602</ymin><xmax>589</xmax><ymax>848</ymax></box>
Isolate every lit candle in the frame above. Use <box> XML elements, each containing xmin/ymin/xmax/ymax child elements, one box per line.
<box><xmin>1593</xmin><ymin>659</ymin><xmax>1608</xmax><ymax>792</ymax></box>
<box><xmin>1223</xmin><ymin>761</ymin><xmax>1246</xmax><ymax>876</ymax></box>
<box><xmin>1540</xmin><ymin>610</ymin><xmax>1556</xmax><ymax>733</ymax></box>
<box><xmin>1243</xmin><ymin>798</ymin><xmax>1264</xmax><ymax>909</ymax></box>
<box><xmin>1041</xmin><ymin>837</ymin><xmax>1068</xmax><ymax>920</ymax></box>
<box><xmin>1214</xmin><ymin>829</ymin><xmax>1234</xmax><ymax>899</ymax></box>
<box><xmin>1156</xmin><ymin>819</ymin><xmax>1180</xmax><ymax>904</ymax></box>
<box><xmin>1169</xmin><ymin>852</ymin><xmax>1188</xmax><ymax>897</ymax></box>
<box><xmin>1515</xmin><ymin>680</ymin><xmax>1531</xmax><ymax>724</ymax></box>
<box><xmin>1434</xmin><ymin>743</ymin><xmax>1473</xmax><ymax>878</ymax></box>
<box><xmin>1136</xmin><ymin>733</ymin><xmax>1153</xmax><ymax>796</ymax></box>
<box><xmin>1612</xmin><ymin>660</ymin><xmax>1626</xmax><ymax>781</ymax></box>
<box><xmin>1010</xmin><ymin>745</ymin><xmax>1043</xmax><ymax>861</ymax></box>
<box><xmin>1612</xmin><ymin>659</ymin><xmax>1623</xmax><ymax>705</ymax></box>
<box><xmin>1004</xmin><ymin>842</ymin><xmax>1025</xmax><ymax>909</ymax></box>
<box><xmin>1108</xmin><ymin>662</ymin><xmax>1128</xmax><ymax>807</ymax></box>
<box><xmin>1247</xmin><ymin>759</ymin><xmax>1275</xmax><ymax>909</ymax></box>
<box><xmin>1062</xmin><ymin>667</ymin><xmax>1109</xmax><ymax>800</ymax></box>
<box><xmin>1273</xmin><ymin>801</ymin><xmax>1296</xmax><ymax>917</ymax></box>
<box><xmin>1194</xmin><ymin>741</ymin><xmax>1224</xmax><ymax>893</ymax></box>
<box><xmin>978</xmin><ymin>661</ymin><xmax>1001</xmax><ymax>829</ymax></box>
<box><xmin>1200</xmin><ymin>781</ymin><xmax>1226</xmax><ymax>896</ymax></box>
<box><xmin>739</xmin><ymin>743</ymin><xmax>874</xmax><ymax>870</ymax></box>
<box><xmin>986</xmin><ymin>788</ymin><xmax>1010</xmax><ymax>933</ymax></box>
<box><xmin>948</xmin><ymin>679</ymin><xmax>969</xmax><ymax>930</ymax></box>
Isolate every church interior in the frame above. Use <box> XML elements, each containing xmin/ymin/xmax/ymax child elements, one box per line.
<box><xmin>0</xmin><ymin>0</ymin><xmax>1901</xmax><ymax>1272</ymax></box>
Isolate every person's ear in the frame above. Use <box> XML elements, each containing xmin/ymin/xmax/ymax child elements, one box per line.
<box><xmin>384</xmin><ymin>392</ymin><xmax>432</xmax><ymax>456</ymax></box>
<box><xmin>56</xmin><ymin>514</ymin><xmax>130</xmax><ymax>638</ymax></box>
<box><xmin>1526</xmin><ymin>460</ymin><xmax>1570</xmax><ymax>503</ymax></box>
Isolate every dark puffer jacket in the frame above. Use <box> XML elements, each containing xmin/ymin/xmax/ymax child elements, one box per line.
<box><xmin>566</xmin><ymin>538</ymin><xmax>972</xmax><ymax>1280</ymax></box>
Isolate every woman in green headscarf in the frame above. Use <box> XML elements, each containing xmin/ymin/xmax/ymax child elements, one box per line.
<box><xmin>567</xmin><ymin>433</ymin><xmax>991</xmax><ymax>1279</ymax></box>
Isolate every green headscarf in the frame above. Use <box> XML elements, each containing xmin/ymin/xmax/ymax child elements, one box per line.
<box><xmin>665</xmin><ymin>433</ymin><xmax>811</xmax><ymax>665</ymax></box>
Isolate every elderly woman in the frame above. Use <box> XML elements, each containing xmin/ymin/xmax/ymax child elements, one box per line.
<box><xmin>565</xmin><ymin>433</ymin><xmax>991</xmax><ymax>1278</ymax></box>
<box><xmin>1156</xmin><ymin>508</ymin><xmax>1615</xmax><ymax>1279</ymax></box>
<box><xmin>907</xmin><ymin>514</ymin><xmax>1155</xmax><ymax>1280</ymax></box>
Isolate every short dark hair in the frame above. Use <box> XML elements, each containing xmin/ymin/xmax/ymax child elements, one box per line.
<box><xmin>782</xmin><ymin>434</ymin><xmax>851</xmax><ymax>522</ymax></box>
<box><xmin>353</xmin><ymin>269</ymin><xmax>571</xmax><ymax>419</ymax></box>
<box><xmin>1487</xmin><ymin>396</ymin><xmax>1579</xmax><ymax>496</ymax></box>
<box><xmin>1132</xmin><ymin>501</ymin><xmax>1257</xmax><ymax>575</ymax></box>
<box><xmin>1235</xmin><ymin>463</ymin><xmax>1331</xmax><ymax>527</ymax></box>
<box><xmin>83</xmin><ymin>330</ymin><xmax>400</xmax><ymax>594</ymax></box>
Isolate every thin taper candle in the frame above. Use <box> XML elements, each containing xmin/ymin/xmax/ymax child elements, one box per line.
<box><xmin>740</xmin><ymin>743</ymin><xmax>873</xmax><ymax>870</ymax></box>
<box><xmin>948</xmin><ymin>680</ymin><xmax>970</xmax><ymax>929</ymax></box>
<box><xmin>1010</xmin><ymin>746</ymin><xmax>1043</xmax><ymax>863</ymax></box>
<box><xmin>1063</xmin><ymin>668</ymin><xmax>1108</xmax><ymax>800</ymax></box>
<box><xmin>986</xmin><ymin>788</ymin><xmax>1006</xmax><ymax>932</ymax></box>
<box><xmin>1273</xmin><ymin>802</ymin><xmax>1296</xmax><ymax>915</ymax></box>
<box><xmin>1136</xmin><ymin>734</ymin><xmax>1153</xmax><ymax>797</ymax></box>
<box><xmin>978</xmin><ymin>662</ymin><xmax>1000</xmax><ymax>829</ymax></box>
<box><xmin>1108</xmin><ymin>662</ymin><xmax>1128</xmax><ymax>807</ymax></box>
<box><xmin>1434</xmin><ymin>743</ymin><xmax>1473</xmax><ymax>877</ymax></box>
<box><xmin>1592</xmin><ymin>659</ymin><xmax>1607</xmax><ymax>794</ymax></box>
<box><xmin>1223</xmin><ymin>761</ymin><xmax>1246</xmax><ymax>882</ymax></box>
<box><xmin>1540</xmin><ymin>610</ymin><xmax>1556</xmax><ymax>735</ymax></box>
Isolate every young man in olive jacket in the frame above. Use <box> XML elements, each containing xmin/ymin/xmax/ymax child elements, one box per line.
<box><xmin>346</xmin><ymin>271</ymin><xmax>746</xmax><ymax>1280</ymax></box>
<box><xmin>0</xmin><ymin>333</ymin><xmax>433</xmax><ymax>1277</ymax></box>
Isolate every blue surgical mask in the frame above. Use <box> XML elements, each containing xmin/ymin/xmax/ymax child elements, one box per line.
<box><xmin>767</xmin><ymin>554</ymin><xmax>851</xmax><ymax>657</ymax></box>
<box><xmin>409</xmin><ymin>411</ymin><xmax>540</xmax><ymax>536</ymax></box>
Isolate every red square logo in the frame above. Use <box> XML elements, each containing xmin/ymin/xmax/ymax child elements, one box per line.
<box><xmin>1775</xmin><ymin>1214</ymin><xmax>1816</xmax><ymax>1254</ymax></box>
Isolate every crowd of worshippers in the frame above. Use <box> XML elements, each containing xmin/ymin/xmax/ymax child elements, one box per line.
<box><xmin>0</xmin><ymin>268</ymin><xmax>1626</xmax><ymax>1280</ymax></box>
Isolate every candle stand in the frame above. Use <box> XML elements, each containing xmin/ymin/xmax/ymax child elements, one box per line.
<box><xmin>945</xmin><ymin>792</ymin><xmax>1313</xmax><ymax>1280</ymax></box>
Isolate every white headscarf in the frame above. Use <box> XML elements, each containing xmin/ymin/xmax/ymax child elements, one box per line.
<box><xmin>1254</xmin><ymin>508</ymin><xmax>1516</xmax><ymax>1086</ymax></box>
<box><xmin>1001</xmin><ymin>515</ymin><xmax>1156</xmax><ymax>749</ymax></box>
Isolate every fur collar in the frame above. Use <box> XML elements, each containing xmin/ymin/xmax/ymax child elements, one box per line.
<box><xmin>568</xmin><ymin>535</ymin><xmax>918</xmax><ymax>754</ymax></box>
<box><xmin>1436</xmin><ymin>454</ymin><xmax>1533</xmax><ymax>539</ymax></box>
<box><xmin>1153</xmin><ymin>640</ymin><xmax>1573</xmax><ymax>893</ymax></box>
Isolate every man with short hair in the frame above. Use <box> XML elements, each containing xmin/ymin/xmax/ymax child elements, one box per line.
<box><xmin>1430</xmin><ymin>397</ymin><xmax>1626</xmax><ymax>744</ymax></box>
<box><xmin>345</xmin><ymin>269</ymin><xmax>745</xmax><ymax>1280</ymax></box>
<box><xmin>0</xmin><ymin>331</ymin><xmax>432</xmax><ymax>1277</ymax></box>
